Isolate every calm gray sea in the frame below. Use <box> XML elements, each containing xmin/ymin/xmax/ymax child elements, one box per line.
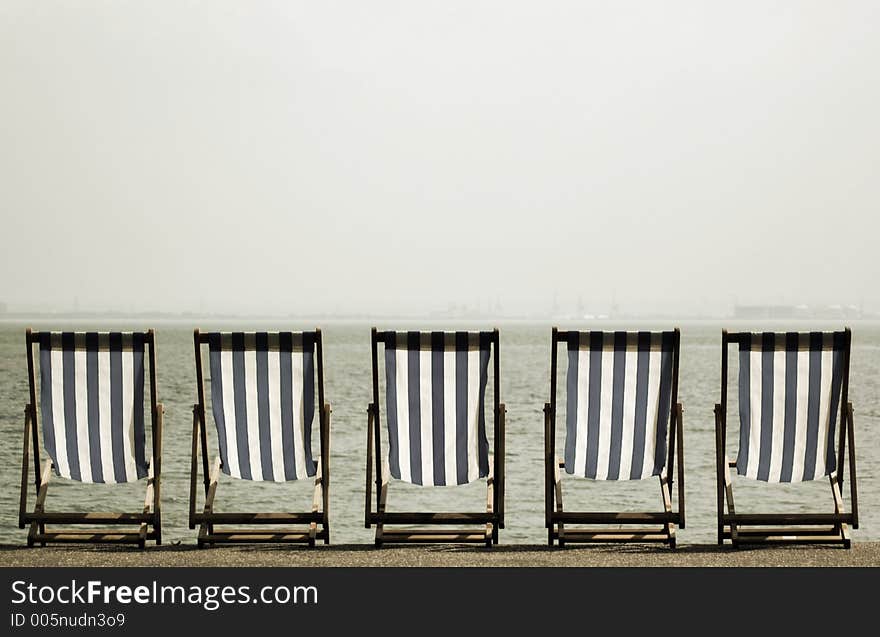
<box><xmin>1</xmin><ymin>319</ymin><xmax>877</xmax><ymax>545</ymax></box>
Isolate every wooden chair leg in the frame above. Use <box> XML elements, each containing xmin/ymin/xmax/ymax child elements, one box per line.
<box><xmin>659</xmin><ymin>472</ymin><xmax>676</xmax><ymax>549</ymax></box>
<box><xmin>830</xmin><ymin>475</ymin><xmax>851</xmax><ymax>549</ymax></box>
<box><xmin>375</xmin><ymin>478</ymin><xmax>388</xmax><ymax>547</ymax></box>
<box><xmin>140</xmin><ymin>466</ymin><xmax>155</xmax><ymax>551</ymax></box>
<box><xmin>309</xmin><ymin>459</ymin><xmax>323</xmax><ymax>549</ymax></box>
<box><xmin>28</xmin><ymin>461</ymin><xmax>52</xmax><ymax>548</ymax></box>
<box><xmin>724</xmin><ymin>459</ymin><xmax>738</xmax><ymax>547</ymax></box>
<box><xmin>199</xmin><ymin>457</ymin><xmax>220</xmax><ymax>549</ymax></box>
<box><xmin>485</xmin><ymin>469</ymin><xmax>495</xmax><ymax>548</ymax></box>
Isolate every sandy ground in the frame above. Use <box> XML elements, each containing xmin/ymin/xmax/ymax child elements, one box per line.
<box><xmin>1</xmin><ymin>542</ymin><xmax>878</xmax><ymax>567</ymax></box>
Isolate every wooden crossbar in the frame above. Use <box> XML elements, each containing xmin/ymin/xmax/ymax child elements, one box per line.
<box><xmin>722</xmin><ymin>513</ymin><xmax>852</xmax><ymax>525</ymax></box>
<box><xmin>23</xmin><ymin>512</ymin><xmax>155</xmax><ymax>524</ymax></box>
<box><xmin>199</xmin><ymin>531</ymin><xmax>315</xmax><ymax>543</ymax></box>
<box><xmin>369</xmin><ymin>512</ymin><xmax>497</xmax><ymax>524</ymax></box>
<box><xmin>551</xmin><ymin>512</ymin><xmax>679</xmax><ymax>524</ymax></box>
<box><xmin>30</xmin><ymin>530</ymin><xmax>159</xmax><ymax>544</ymax></box>
<box><xmin>552</xmin><ymin>530</ymin><xmax>671</xmax><ymax>543</ymax></box>
<box><xmin>377</xmin><ymin>529</ymin><xmax>492</xmax><ymax>543</ymax></box>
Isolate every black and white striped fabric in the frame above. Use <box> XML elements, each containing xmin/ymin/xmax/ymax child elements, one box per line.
<box><xmin>564</xmin><ymin>332</ymin><xmax>676</xmax><ymax>480</ymax></box>
<box><xmin>736</xmin><ymin>332</ymin><xmax>846</xmax><ymax>483</ymax></box>
<box><xmin>38</xmin><ymin>332</ymin><xmax>149</xmax><ymax>484</ymax></box>
<box><xmin>383</xmin><ymin>331</ymin><xmax>491</xmax><ymax>486</ymax></box>
<box><xmin>207</xmin><ymin>332</ymin><xmax>317</xmax><ymax>482</ymax></box>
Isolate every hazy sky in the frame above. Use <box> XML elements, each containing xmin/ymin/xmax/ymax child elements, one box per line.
<box><xmin>2</xmin><ymin>1</ymin><xmax>878</xmax><ymax>316</ymax></box>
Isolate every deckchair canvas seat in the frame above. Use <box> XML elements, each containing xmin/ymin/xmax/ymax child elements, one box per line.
<box><xmin>546</xmin><ymin>329</ymin><xmax>685</xmax><ymax>547</ymax></box>
<box><xmin>365</xmin><ymin>329</ymin><xmax>505</xmax><ymax>546</ymax></box>
<box><xmin>190</xmin><ymin>330</ymin><xmax>330</xmax><ymax>547</ymax></box>
<box><xmin>18</xmin><ymin>330</ymin><xmax>163</xmax><ymax>548</ymax></box>
<box><xmin>715</xmin><ymin>330</ymin><xmax>859</xmax><ymax>548</ymax></box>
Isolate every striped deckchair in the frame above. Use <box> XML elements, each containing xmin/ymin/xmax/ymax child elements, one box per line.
<box><xmin>190</xmin><ymin>330</ymin><xmax>330</xmax><ymax>546</ymax></box>
<box><xmin>18</xmin><ymin>330</ymin><xmax>163</xmax><ymax>547</ymax></box>
<box><xmin>365</xmin><ymin>329</ymin><xmax>505</xmax><ymax>546</ymax></box>
<box><xmin>715</xmin><ymin>329</ymin><xmax>859</xmax><ymax>547</ymax></box>
<box><xmin>545</xmin><ymin>329</ymin><xmax>684</xmax><ymax>547</ymax></box>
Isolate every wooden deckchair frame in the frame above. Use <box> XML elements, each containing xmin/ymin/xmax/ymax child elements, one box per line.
<box><xmin>190</xmin><ymin>329</ymin><xmax>330</xmax><ymax>547</ymax></box>
<box><xmin>545</xmin><ymin>328</ymin><xmax>684</xmax><ymax>548</ymax></box>
<box><xmin>365</xmin><ymin>328</ymin><xmax>505</xmax><ymax>547</ymax></box>
<box><xmin>18</xmin><ymin>329</ymin><xmax>163</xmax><ymax>548</ymax></box>
<box><xmin>716</xmin><ymin>328</ymin><xmax>859</xmax><ymax>548</ymax></box>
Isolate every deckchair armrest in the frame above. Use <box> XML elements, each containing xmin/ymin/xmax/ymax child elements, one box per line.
<box><xmin>34</xmin><ymin>461</ymin><xmax>53</xmax><ymax>512</ymax></box>
<box><xmin>555</xmin><ymin>457</ymin><xmax>564</xmax><ymax>473</ymax></box>
<box><xmin>718</xmin><ymin>400</ymin><xmax>735</xmax><ymax>473</ymax></box>
<box><xmin>203</xmin><ymin>457</ymin><xmax>221</xmax><ymax>516</ymax></box>
<box><xmin>714</xmin><ymin>405</ymin><xmax>734</xmax><ymax>479</ymax></box>
<box><xmin>143</xmin><ymin>464</ymin><xmax>155</xmax><ymax>514</ymax></box>
<box><xmin>312</xmin><ymin>461</ymin><xmax>324</xmax><ymax>513</ymax></box>
<box><xmin>714</xmin><ymin>403</ymin><xmax>726</xmax><ymax>457</ymax></box>
<box><xmin>486</xmin><ymin>461</ymin><xmax>494</xmax><ymax>514</ymax></box>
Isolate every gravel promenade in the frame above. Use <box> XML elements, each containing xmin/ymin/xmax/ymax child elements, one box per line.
<box><xmin>1</xmin><ymin>542</ymin><xmax>878</xmax><ymax>567</ymax></box>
